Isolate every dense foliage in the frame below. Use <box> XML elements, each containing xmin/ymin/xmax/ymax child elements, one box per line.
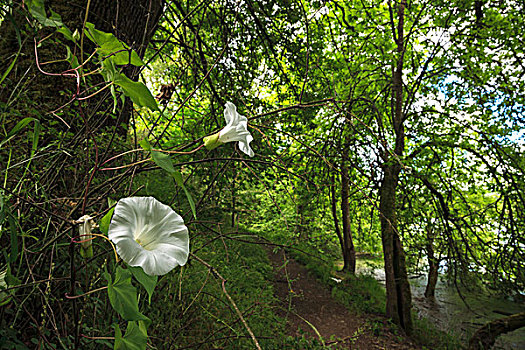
<box><xmin>1</xmin><ymin>0</ymin><xmax>524</xmax><ymax>348</ymax></box>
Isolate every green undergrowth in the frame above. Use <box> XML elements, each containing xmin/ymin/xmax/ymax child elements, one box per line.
<box><xmin>133</xmin><ymin>172</ymin><xmax>460</xmax><ymax>349</ymax></box>
<box><xmin>413</xmin><ymin>317</ymin><xmax>463</xmax><ymax>350</ymax></box>
<box><xmin>146</xmin><ymin>233</ymin><xmax>344</xmax><ymax>349</ymax></box>
<box><xmin>130</xmin><ymin>172</ymin><xmax>339</xmax><ymax>349</ymax></box>
<box><xmin>142</xmin><ymin>233</ymin><xmax>282</xmax><ymax>349</ymax></box>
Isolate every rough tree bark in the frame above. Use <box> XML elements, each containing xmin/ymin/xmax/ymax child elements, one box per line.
<box><xmin>0</xmin><ymin>0</ymin><xmax>164</xmax><ymax>126</ymax></box>
<box><xmin>379</xmin><ymin>0</ymin><xmax>413</xmax><ymax>334</ymax></box>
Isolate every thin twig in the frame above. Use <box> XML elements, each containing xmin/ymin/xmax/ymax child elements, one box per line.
<box><xmin>190</xmin><ymin>253</ymin><xmax>262</xmax><ymax>350</ymax></box>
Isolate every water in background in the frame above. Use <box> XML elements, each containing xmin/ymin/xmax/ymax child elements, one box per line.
<box><xmin>354</xmin><ymin>257</ymin><xmax>525</xmax><ymax>350</ymax></box>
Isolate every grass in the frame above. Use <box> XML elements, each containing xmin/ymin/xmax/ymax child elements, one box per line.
<box><xmin>413</xmin><ymin>317</ymin><xmax>464</xmax><ymax>350</ymax></box>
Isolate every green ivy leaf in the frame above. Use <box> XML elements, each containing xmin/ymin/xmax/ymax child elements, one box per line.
<box><xmin>104</xmin><ymin>267</ymin><xmax>148</xmax><ymax>322</ymax></box>
<box><xmin>173</xmin><ymin>171</ymin><xmax>197</xmax><ymax>220</ymax></box>
<box><xmin>128</xmin><ymin>266</ymin><xmax>157</xmax><ymax>304</ymax></box>
<box><xmin>114</xmin><ymin>73</ymin><xmax>159</xmax><ymax>112</ymax></box>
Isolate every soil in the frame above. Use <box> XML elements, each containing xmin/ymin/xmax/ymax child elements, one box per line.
<box><xmin>267</xmin><ymin>248</ymin><xmax>420</xmax><ymax>349</ymax></box>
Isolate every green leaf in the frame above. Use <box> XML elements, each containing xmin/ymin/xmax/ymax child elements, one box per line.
<box><xmin>30</xmin><ymin>119</ymin><xmax>41</xmax><ymax>157</ymax></box>
<box><xmin>128</xmin><ymin>266</ymin><xmax>157</xmax><ymax>304</ymax></box>
<box><xmin>99</xmin><ymin>59</ymin><xmax>119</xmax><ymax>111</ymax></box>
<box><xmin>138</xmin><ymin>139</ymin><xmax>151</xmax><ymax>151</ymax></box>
<box><xmin>84</xmin><ymin>22</ymin><xmax>144</xmax><ymax>66</ymax></box>
<box><xmin>28</xmin><ymin>0</ymin><xmax>63</xmax><ymax>27</ymax></box>
<box><xmin>65</xmin><ymin>46</ymin><xmax>80</xmax><ymax>70</ymax></box>
<box><xmin>4</xmin><ymin>265</ymin><xmax>20</xmax><ymax>286</ymax></box>
<box><xmin>173</xmin><ymin>171</ymin><xmax>197</xmax><ymax>219</ymax></box>
<box><xmin>104</xmin><ymin>267</ymin><xmax>148</xmax><ymax>322</ymax></box>
<box><xmin>5</xmin><ymin>13</ymin><xmax>21</xmax><ymax>48</ymax></box>
<box><xmin>114</xmin><ymin>321</ymin><xmax>148</xmax><ymax>350</ymax></box>
<box><xmin>56</xmin><ymin>26</ymin><xmax>74</xmax><ymax>41</ymax></box>
<box><xmin>101</xmin><ymin>42</ymin><xmax>144</xmax><ymax>67</ymax></box>
<box><xmin>0</xmin><ymin>49</ymin><xmax>20</xmax><ymax>86</ymax></box>
<box><xmin>114</xmin><ymin>73</ymin><xmax>159</xmax><ymax>112</ymax></box>
<box><xmin>0</xmin><ymin>118</ymin><xmax>39</xmax><ymax>149</ymax></box>
<box><xmin>99</xmin><ymin>206</ymin><xmax>115</xmax><ymax>236</ymax></box>
<box><xmin>151</xmin><ymin>150</ymin><xmax>175</xmax><ymax>173</ymax></box>
<box><xmin>140</xmin><ymin>139</ymin><xmax>177</xmax><ymax>175</ymax></box>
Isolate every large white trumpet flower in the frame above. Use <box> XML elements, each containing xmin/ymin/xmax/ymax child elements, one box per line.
<box><xmin>108</xmin><ymin>197</ymin><xmax>189</xmax><ymax>276</ymax></box>
<box><xmin>203</xmin><ymin>102</ymin><xmax>254</xmax><ymax>157</ymax></box>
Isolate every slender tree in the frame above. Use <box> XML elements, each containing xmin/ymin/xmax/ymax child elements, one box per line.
<box><xmin>378</xmin><ymin>0</ymin><xmax>413</xmax><ymax>334</ymax></box>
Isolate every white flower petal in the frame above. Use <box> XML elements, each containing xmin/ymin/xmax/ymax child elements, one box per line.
<box><xmin>223</xmin><ymin>101</ymin><xmax>238</xmax><ymax>126</ymax></box>
<box><xmin>238</xmin><ymin>134</ymin><xmax>254</xmax><ymax>157</ymax></box>
<box><xmin>217</xmin><ymin>102</ymin><xmax>254</xmax><ymax>157</ymax></box>
<box><xmin>108</xmin><ymin>197</ymin><xmax>189</xmax><ymax>276</ymax></box>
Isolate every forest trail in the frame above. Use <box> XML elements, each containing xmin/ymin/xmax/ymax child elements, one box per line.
<box><xmin>267</xmin><ymin>248</ymin><xmax>420</xmax><ymax>349</ymax></box>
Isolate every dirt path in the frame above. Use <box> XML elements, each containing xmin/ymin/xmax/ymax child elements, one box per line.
<box><xmin>267</xmin><ymin>248</ymin><xmax>420</xmax><ymax>349</ymax></box>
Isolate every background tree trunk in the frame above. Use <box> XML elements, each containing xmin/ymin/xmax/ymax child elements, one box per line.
<box><xmin>331</xmin><ymin>173</ymin><xmax>347</xmax><ymax>269</ymax></box>
<box><xmin>379</xmin><ymin>0</ymin><xmax>413</xmax><ymax>334</ymax></box>
<box><xmin>425</xmin><ymin>226</ymin><xmax>439</xmax><ymax>299</ymax></box>
<box><xmin>340</xmin><ymin>154</ymin><xmax>356</xmax><ymax>274</ymax></box>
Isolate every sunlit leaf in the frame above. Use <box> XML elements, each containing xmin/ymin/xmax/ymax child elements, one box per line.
<box><xmin>85</xmin><ymin>22</ymin><xmax>144</xmax><ymax>66</ymax></box>
<box><xmin>99</xmin><ymin>206</ymin><xmax>115</xmax><ymax>236</ymax></box>
<box><xmin>114</xmin><ymin>74</ymin><xmax>159</xmax><ymax>112</ymax></box>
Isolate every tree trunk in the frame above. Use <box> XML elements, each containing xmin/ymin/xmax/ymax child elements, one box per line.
<box><xmin>340</xmin><ymin>155</ymin><xmax>356</xmax><ymax>274</ymax></box>
<box><xmin>424</xmin><ymin>226</ymin><xmax>439</xmax><ymax>299</ymax></box>
<box><xmin>0</xmin><ymin>0</ymin><xmax>164</xmax><ymax>126</ymax></box>
<box><xmin>468</xmin><ymin>312</ymin><xmax>525</xmax><ymax>350</ymax></box>
<box><xmin>379</xmin><ymin>164</ymin><xmax>413</xmax><ymax>333</ymax></box>
<box><xmin>0</xmin><ymin>0</ymin><xmax>164</xmax><ymax>200</ymax></box>
<box><xmin>379</xmin><ymin>0</ymin><xmax>413</xmax><ymax>334</ymax></box>
<box><xmin>330</xmin><ymin>173</ymin><xmax>347</xmax><ymax>270</ymax></box>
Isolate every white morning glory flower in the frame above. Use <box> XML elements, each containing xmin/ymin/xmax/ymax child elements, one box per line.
<box><xmin>108</xmin><ymin>197</ymin><xmax>189</xmax><ymax>276</ymax></box>
<box><xmin>203</xmin><ymin>102</ymin><xmax>254</xmax><ymax>157</ymax></box>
